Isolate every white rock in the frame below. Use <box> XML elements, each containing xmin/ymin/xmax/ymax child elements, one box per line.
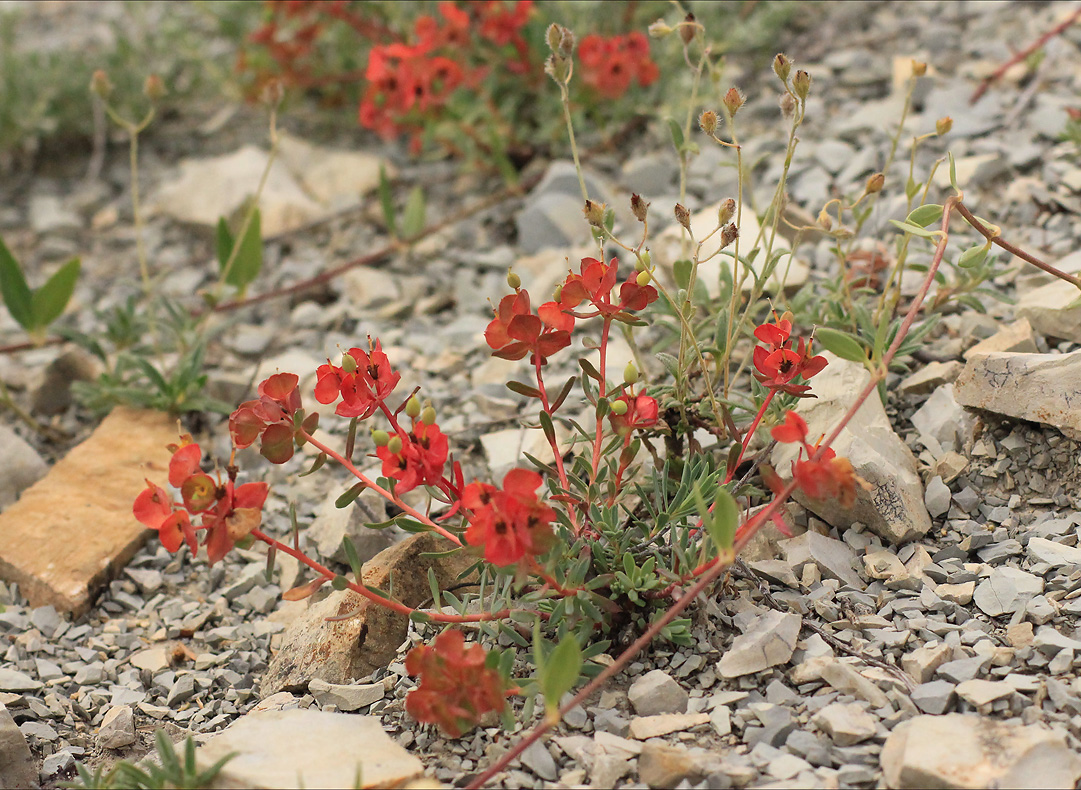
<box><xmin>955</xmin><ymin>679</ymin><xmax>1013</xmax><ymax>709</ymax></box>
<box><xmin>771</xmin><ymin>354</ymin><xmax>931</xmax><ymax>544</ymax></box>
<box><xmin>0</xmin><ymin>425</ymin><xmax>48</xmax><ymax>510</ymax></box>
<box><xmin>881</xmin><ymin>713</ymin><xmax>1081</xmax><ymax>789</ymax></box>
<box><xmin>195</xmin><ymin>709</ymin><xmax>424</xmax><ymax>788</ymax></box>
<box><xmin>307</xmin><ymin>679</ymin><xmax>384</xmax><ymax>712</ymax></box>
<box><xmin>98</xmin><ymin>705</ymin><xmax>135</xmax><ymax>750</ymax></box>
<box><xmin>811</xmin><ymin>702</ymin><xmax>877</xmax><ymax>746</ymax></box>
<box><xmin>901</xmin><ymin>641</ymin><xmax>953</xmax><ymax>684</ymax></box>
<box><xmin>628</xmin><ymin>669</ymin><xmax>688</xmax><ymax>716</ymax></box>
<box><xmin>954</xmin><ymin>351</ymin><xmax>1081</xmax><ymax>436</ymax></box>
<box><xmin>963</xmin><ymin>319</ymin><xmax>1038</xmax><ymax>359</ymax></box>
<box><xmin>911</xmin><ymin>384</ymin><xmax>975</xmax><ymax>457</ymax></box>
<box><xmin>1027</xmin><ymin>537</ymin><xmax>1081</xmax><ymax>568</ymax></box>
<box><xmin>717</xmin><ymin>610</ymin><xmax>801</xmax><ymax>678</ymax></box>
<box><xmin>628</xmin><ymin>712</ymin><xmax>709</xmax><ymax>740</ymax></box>
<box><xmin>1017</xmin><ymin>276</ymin><xmax>1081</xmax><ymax>344</ymax></box>
<box><xmin>305</xmin><ymin>490</ymin><xmax>392</xmax><ymax>566</ymax></box>
<box><xmin>129</xmin><ymin>646</ymin><xmax>171</xmax><ymax>673</ymax></box>
<box><xmin>924</xmin><ymin>476</ymin><xmax>952</xmax><ymax>518</ymax></box>
<box><xmin>973</xmin><ymin>567</ymin><xmax>1044</xmax><ymax>617</ymax></box>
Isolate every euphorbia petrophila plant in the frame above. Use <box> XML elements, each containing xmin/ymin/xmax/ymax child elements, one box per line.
<box><xmin>131</xmin><ymin>11</ymin><xmax>1081</xmax><ymax>788</ymax></box>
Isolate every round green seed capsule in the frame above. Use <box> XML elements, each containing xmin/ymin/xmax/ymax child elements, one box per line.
<box><xmin>636</xmin><ymin>270</ymin><xmax>651</xmax><ymax>286</ymax></box>
<box><xmin>507</xmin><ymin>270</ymin><xmax>521</xmax><ymax>290</ymax></box>
<box><xmin>420</xmin><ymin>406</ymin><xmax>436</xmax><ymax>425</ymax></box>
<box><xmin>371</xmin><ymin>429</ymin><xmax>390</xmax><ymax>447</ymax></box>
<box><xmin>405</xmin><ymin>396</ymin><xmax>421</xmax><ymax>419</ymax></box>
<box><xmin>611</xmin><ymin>400</ymin><xmax>629</xmax><ymax>416</ymax></box>
<box><xmin>624</xmin><ymin>362</ymin><xmax>640</xmax><ymax>384</ymax></box>
<box><xmin>387</xmin><ymin>436</ymin><xmax>403</xmax><ymax>454</ymax></box>
<box><xmin>340</xmin><ymin>353</ymin><xmax>358</xmax><ymax>374</ymax></box>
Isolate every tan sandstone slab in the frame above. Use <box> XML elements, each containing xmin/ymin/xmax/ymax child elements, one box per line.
<box><xmin>0</xmin><ymin>407</ymin><xmax>176</xmax><ymax>616</ymax></box>
<box><xmin>196</xmin><ymin>709</ymin><xmax>425</xmax><ymax>789</ymax></box>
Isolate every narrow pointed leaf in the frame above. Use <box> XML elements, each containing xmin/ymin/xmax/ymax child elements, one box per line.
<box><xmin>0</xmin><ymin>234</ymin><xmax>32</xmax><ymax>329</ymax></box>
<box><xmin>814</xmin><ymin>327</ymin><xmax>867</xmax><ymax>363</ymax></box>
<box><xmin>402</xmin><ymin>186</ymin><xmax>426</xmax><ymax>238</ymax></box>
<box><xmin>541</xmin><ymin>635</ymin><xmax>582</xmax><ymax>716</ymax></box>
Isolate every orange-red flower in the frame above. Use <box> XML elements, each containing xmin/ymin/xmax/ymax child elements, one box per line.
<box><xmin>609</xmin><ymin>389</ymin><xmax>659</xmax><ymax>436</ymax></box>
<box><xmin>405</xmin><ymin>629</ymin><xmax>511</xmax><ymax>737</ymax></box>
<box><xmin>771</xmin><ymin>410</ymin><xmax>861</xmax><ymax>508</ymax></box>
<box><xmin>315</xmin><ymin>339</ymin><xmax>401</xmax><ymax>420</ymax></box>
<box><xmin>376</xmin><ymin>420</ymin><xmax>450</xmax><ymax>493</ymax></box>
<box><xmin>230</xmin><ymin>373</ymin><xmax>318</xmax><ymax>464</ymax></box>
<box><xmin>752</xmin><ymin>318</ymin><xmax>826</xmax><ymax>396</ymax></box>
<box><xmin>463</xmin><ymin>468</ymin><xmax>555</xmax><ymax>566</ymax></box>
<box><xmin>578</xmin><ymin>32</ymin><xmax>659</xmax><ymax>99</ymax></box>
<box><xmin>133</xmin><ymin>443</ymin><xmax>269</xmax><ymax>565</ymax></box>
<box><xmin>558</xmin><ymin>257</ymin><xmax>658</xmax><ymax>322</ymax></box>
<box><xmin>484</xmin><ymin>290</ymin><xmax>573</xmax><ymax>364</ymax></box>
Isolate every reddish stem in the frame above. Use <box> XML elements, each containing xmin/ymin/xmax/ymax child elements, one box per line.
<box><xmin>725</xmin><ymin>389</ymin><xmax>775</xmax><ymax>484</ymax></box>
<box><xmin>534</xmin><ymin>355</ymin><xmax>580</xmax><ymax>533</ymax></box>
<box><xmin>590</xmin><ymin>318</ymin><xmax>613</xmax><ymax>483</ymax></box>
<box><xmin>970</xmin><ymin>7</ymin><xmax>1081</xmax><ymax>104</ymax></box>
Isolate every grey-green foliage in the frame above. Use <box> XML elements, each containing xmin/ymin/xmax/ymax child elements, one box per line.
<box><xmin>0</xmin><ymin>2</ymin><xmax>257</xmax><ymax>163</ymax></box>
<box><xmin>66</xmin><ymin>730</ymin><xmax>235</xmax><ymax>790</ymax></box>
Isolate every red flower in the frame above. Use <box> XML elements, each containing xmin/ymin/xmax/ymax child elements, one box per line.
<box><xmin>484</xmin><ymin>290</ymin><xmax>572</xmax><ymax>364</ymax></box>
<box><xmin>315</xmin><ymin>339</ymin><xmax>401</xmax><ymax>420</ymax></box>
<box><xmin>477</xmin><ymin>0</ymin><xmax>532</xmax><ymax>46</ymax></box>
<box><xmin>578</xmin><ymin>33</ymin><xmax>659</xmax><ymax>99</ymax></box>
<box><xmin>751</xmin><ymin>318</ymin><xmax>827</xmax><ymax>396</ymax></box>
<box><xmin>405</xmin><ymin>630</ymin><xmax>511</xmax><ymax>737</ymax></box>
<box><xmin>463</xmin><ymin>468</ymin><xmax>555</xmax><ymax>567</ymax></box>
<box><xmin>771</xmin><ymin>410</ymin><xmax>862</xmax><ymax>508</ymax></box>
<box><xmin>609</xmin><ymin>389</ymin><xmax>659</xmax><ymax>436</ymax></box>
<box><xmin>557</xmin><ymin>257</ymin><xmax>658</xmax><ymax>322</ymax></box>
<box><xmin>230</xmin><ymin>373</ymin><xmax>318</xmax><ymax>463</ymax></box>
<box><xmin>133</xmin><ymin>443</ymin><xmax>269</xmax><ymax>564</ymax></box>
<box><xmin>376</xmin><ymin>420</ymin><xmax>449</xmax><ymax>494</ymax></box>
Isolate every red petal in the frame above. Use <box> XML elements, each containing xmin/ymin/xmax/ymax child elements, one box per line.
<box><xmin>234</xmin><ymin>481</ymin><xmax>269</xmax><ymax>510</ymax></box>
<box><xmin>503</xmin><ymin>467</ymin><xmax>542</xmax><ymax>497</ymax></box>
<box><xmin>158</xmin><ymin>510</ymin><xmax>188</xmax><ymax>553</ymax></box>
<box><xmin>134</xmin><ymin>483</ymin><xmax>172</xmax><ymax>530</ymax></box>
<box><xmin>507</xmin><ymin>313</ymin><xmax>541</xmax><ymax>343</ymax></box>
<box><xmin>168</xmin><ymin>444</ymin><xmax>202</xmax><ymax>488</ymax></box>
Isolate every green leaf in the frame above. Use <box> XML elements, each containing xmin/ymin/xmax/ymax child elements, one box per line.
<box><xmin>335</xmin><ymin>482</ymin><xmax>367</xmax><ymax>509</ymax></box>
<box><xmin>331</xmin><ymin>574</ymin><xmax>350</xmax><ymax>591</ymax></box>
<box><xmin>342</xmin><ymin>536</ymin><xmax>364</xmax><ymax>580</ymax></box>
<box><xmin>402</xmin><ymin>186</ymin><xmax>426</xmax><ymax>238</ymax></box>
<box><xmin>815</xmin><ymin>327</ymin><xmax>867</xmax><ymax>363</ymax></box>
<box><xmin>29</xmin><ymin>257</ymin><xmax>79</xmax><ymax>329</ymax></box>
<box><xmin>666</xmin><ymin>118</ymin><xmax>684</xmax><ymax>153</ymax></box>
<box><xmin>888</xmin><ymin>219</ymin><xmax>939</xmax><ymax>239</ymax></box>
<box><xmin>378</xmin><ymin>164</ymin><xmax>397</xmax><ymax>237</ymax></box>
<box><xmin>673</xmin><ymin>259</ymin><xmax>693</xmax><ymax>290</ymax></box>
<box><xmin>540</xmin><ymin>635</ymin><xmax>581</xmax><ymax>717</ymax></box>
<box><xmin>216</xmin><ymin>217</ymin><xmax>234</xmax><ymax>268</ymax></box>
<box><xmin>957</xmin><ymin>244</ymin><xmax>990</xmax><ymax>269</ymax></box>
<box><xmin>948</xmin><ymin>151</ymin><xmax>959</xmax><ymax>191</ymax></box>
<box><xmin>905</xmin><ymin>176</ymin><xmax>921</xmax><ymax>201</ymax></box>
<box><xmin>298</xmin><ymin>452</ymin><xmax>327</xmax><ymax>477</ymax></box>
<box><xmin>223</xmin><ymin>209</ymin><xmax>263</xmax><ymax>293</ymax></box>
<box><xmin>506</xmin><ymin>380</ymin><xmax>542</xmax><ymax>399</ymax></box>
<box><xmin>904</xmin><ymin>204</ymin><xmax>943</xmax><ymax>227</ymax></box>
<box><xmin>0</xmin><ymin>234</ymin><xmax>32</xmax><ymax>329</ymax></box>
<box><xmin>538</xmin><ymin>410</ymin><xmax>556</xmax><ymax>445</ymax></box>
<box><xmin>709</xmin><ymin>485</ymin><xmax>739</xmax><ymax>551</ymax></box>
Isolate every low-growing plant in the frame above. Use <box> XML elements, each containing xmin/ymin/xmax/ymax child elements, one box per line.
<box><xmin>126</xmin><ymin>8</ymin><xmax>1081</xmax><ymax>790</ymax></box>
<box><xmin>68</xmin><ymin>730</ymin><xmax>235</xmax><ymax>790</ymax></box>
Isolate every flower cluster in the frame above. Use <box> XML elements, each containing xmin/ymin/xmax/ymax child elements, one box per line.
<box><xmin>133</xmin><ymin>440</ymin><xmax>269</xmax><ymax>565</ymax></box>
<box><xmin>463</xmin><ymin>469</ymin><xmax>555</xmax><ymax>566</ymax></box>
<box><xmin>314</xmin><ymin>340</ymin><xmax>400</xmax><ymax>420</ymax></box>
<box><xmin>578</xmin><ymin>32</ymin><xmax>659</xmax><ymax>99</ymax></box>
<box><xmin>358</xmin><ymin>2</ymin><xmax>533</xmax><ymax>150</ymax></box>
<box><xmin>752</xmin><ymin>316</ymin><xmax>827</xmax><ymax>396</ymax></box>
<box><xmin>609</xmin><ymin>388</ymin><xmax>659</xmax><ymax>436</ymax></box>
<box><xmin>376</xmin><ymin>417</ymin><xmax>450</xmax><ymax>494</ymax></box>
<box><xmin>405</xmin><ymin>630</ymin><xmax>511</xmax><ymax>737</ymax></box>
<box><xmin>485</xmin><ymin>257</ymin><xmax>659</xmax><ymax>365</ymax></box>
<box><xmin>771</xmin><ymin>412</ymin><xmax>862</xmax><ymax>507</ymax></box>
<box><xmin>230</xmin><ymin>372</ymin><xmax>317</xmax><ymax>463</ymax></box>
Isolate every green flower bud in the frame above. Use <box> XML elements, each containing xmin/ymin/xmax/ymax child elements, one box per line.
<box><xmin>405</xmin><ymin>396</ymin><xmax>422</xmax><ymax>419</ymax></box>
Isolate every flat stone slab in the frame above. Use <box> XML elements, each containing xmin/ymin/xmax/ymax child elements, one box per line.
<box><xmin>195</xmin><ymin>708</ymin><xmax>425</xmax><ymax>788</ymax></box>
<box><xmin>954</xmin><ymin>351</ymin><xmax>1081</xmax><ymax>436</ymax></box>
<box><xmin>0</xmin><ymin>407</ymin><xmax>176</xmax><ymax>616</ymax></box>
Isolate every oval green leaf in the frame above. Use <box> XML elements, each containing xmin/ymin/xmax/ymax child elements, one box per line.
<box><xmin>815</xmin><ymin>327</ymin><xmax>867</xmax><ymax>363</ymax></box>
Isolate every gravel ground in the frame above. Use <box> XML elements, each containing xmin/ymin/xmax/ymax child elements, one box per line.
<box><xmin>4</xmin><ymin>1</ymin><xmax>1081</xmax><ymax>788</ymax></box>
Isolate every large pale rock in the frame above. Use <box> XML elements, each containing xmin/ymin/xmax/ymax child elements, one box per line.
<box><xmin>151</xmin><ymin>134</ymin><xmax>390</xmax><ymax>236</ymax></box>
<box><xmin>717</xmin><ymin>610</ymin><xmax>801</xmax><ymax>678</ymax></box>
<box><xmin>910</xmin><ymin>384</ymin><xmax>974</xmax><ymax>456</ymax></box>
<box><xmin>305</xmin><ymin>489</ymin><xmax>392</xmax><ymax>566</ymax></box>
<box><xmin>0</xmin><ymin>703</ymin><xmax>36</xmax><ymax>789</ymax></box>
<box><xmin>881</xmin><ymin>713</ymin><xmax>1081</xmax><ymax>789</ymax></box>
<box><xmin>954</xmin><ymin>351</ymin><xmax>1081</xmax><ymax>436</ymax></box>
<box><xmin>196</xmin><ymin>709</ymin><xmax>425</xmax><ymax>789</ymax></box>
<box><xmin>652</xmin><ymin>201</ymin><xmax>810</xmax><ymax>298</ymax></box>
<box><xmin>262</xmin><ymin>532</ymin><xmax>475</xmax><ymax>694</ymax></box>
<box><xmin>0</xmin><ymin>425</ymin><xmax>47</xmax><ymax>510</ymax></box>
<box><xmin>963</xmin><ymin>318</ymin><xmax>1038</xmax><ymax>359</ymax></box>
<box><xmin>770</xmin><ymin>354</ymin><xmax>931</xmax><ymax>544</ymax></box>
<box><xmin>0</xmin><ymin>408</ymin><xmax>176</xmax><ymax>615</ymax></box>
<box><xmin>1017</xmin><ymin>276</ymin><xmax>1081</xmax><ymax>343</ymax></box>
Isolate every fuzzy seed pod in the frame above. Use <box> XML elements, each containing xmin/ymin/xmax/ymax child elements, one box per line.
<box><xmin>674</xmin><ymin>203</ymin><xmax>691</xmax><ymax>230</ymax></box>
<box><xmin>718</xmin><ymin>198</ymin><xmax>736</xmax><ymax>226</ymax></box>
<box><xmin>679</xmin><ymin>12</ymin><xmax>696</xmax><ymax>45</ymax></box>
<box><xmin>912</xmin><ymin>60</ymin><xmax>928</xmax><ymax>77</ymax></box>
<box><xmin>631</xmin><ymin>193</ymin><xmax>649</xmax><ymax>222</ymax></box>
<box><xmin>720</xmin><ymin>223</ymin><xmax>739</xmax><ymax>249</ymax></box>
<box><xmin>583</xmin><ymin>199</ymin><xmax>607</xmax><ymax>228</ymax></box>
<box><xmin>143</xmin><ymin>75</ymin><xmax>166</xmax><ymax>101</ymax></box>
<box><xmin>864</xmin><ymin>172</ymin><xmax>885</xmax><ymax>195</ymax></box>
<box><xmin>648</xmin><ymin>19</ymin><xmax>673</xmax><ymax>38</ymax></box>
<box><xmin>817</xmin><ymin>209</ymin><xmax>833</xmax><ymax>231</ymax></box>
<box><xmin>793</xmin><ymin>70</ymin><xmax>811</xmax><ymax>101</ymax></box>
<box><xmin>936</xmin><ymin>116</ymin><xmax>953</xmax><ymax>136</ymax></box>
<box><xmin>773</xmin><ymin>53</ymin><xmax>792</xmax><ymax>83</ymax></box>
<box><xmin>699</xmin><ymin>110</ymin><xmax>718</xmax><ymax>135</ymax></box>
<box><xmin>723</xmin><ymin>88</ymin><xmax>745</xmax><ymax>117</ymax></box>
<box><xmin>779</xmin><ymin>92</ymin><xmax>796</xmax><ymax>119</ymax></box>
<box><xmin>90</xmin><ymin>70</ymin><xmax>113</xmax><ymax>98</ymax></box>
